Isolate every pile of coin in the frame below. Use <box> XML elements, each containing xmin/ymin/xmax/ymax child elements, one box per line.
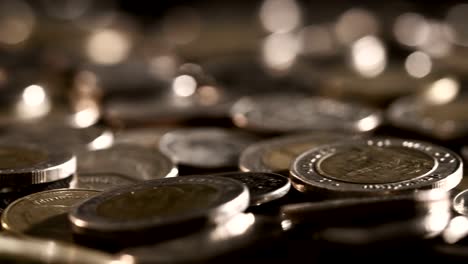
<box><xmin>3</xmin><ymin>1</ymin><xmax>468</xmax><ymax>263</ymax></box>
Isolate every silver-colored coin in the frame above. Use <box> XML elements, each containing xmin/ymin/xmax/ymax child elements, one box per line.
<box><xmin>1</xmin><ymin>189</ymin><xmax>100</xmax><ymax>241</ymax></box>
<box><xmin>73</xmin><ymin>144</ymin><xmax>178</xmax><ymax>190</ymax></box>
<box><xmin>120</xmin><ymin>213</ymin><xmax>281</xmax><ymax>264</ymax></box>
<box><xmin>239</xmin><ymin>132</ymin><xmax>356</xmax><ymax>173</ymax></box>
<box><xmin>0</xmin><ymin>142</ymin><xmax>76</xmax><ymax>187</ymax></box>
<box><xmin>0</xmin><ymin>235</ymin><xmax>134</xmax><ymax>264</ymax></box>
<box><xmin>387</xmin><ymin>94</ymin><xmax>468</xmax><ymax>140</ymax></box>
<box><xmin>159</xmin><ymin>128</ymin><xmax>257</xmax><ymax>168</ymax></box>
<box><xmin>230</xmin><ymin>94</ymin><xmax>382</xmax><ymax>133</ymax></box>
<box><xmin>113</xmin><ymin>127</ymin><xmax>176</xmax><ymax>149</ymax></box>
<box><xmin>211</xmin><ymin>172</ymin><xmax>290</xmax><ymax>206</ymax></box>
<box><xmin>453</xmin><ymin>189</ymin><xmax>468</xmax><ymax>215</ymax></box>
<box><xmin>290</xmin><ymin>138</ymin><xmax>462</xmax><ymax>196</ymax></box>
<box><xmin>69</xmin><ymin>176</ymin><xmax>249</xmax><ymax>234</ymax></box>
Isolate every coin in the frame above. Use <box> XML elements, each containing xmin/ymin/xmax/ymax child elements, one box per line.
<box><xmin>239</xmin><ymin>132</ymin><xmax>356</xmax><ymax>173</ymax></box>
<box><xmin>159</xmin><ymin>128</ymin><xmax>257</xmax><ymax>169</ymax></box>
<box><xmin>230</xmin><ymin>94</ymin><xmax>382</xmax><ymax>134</ymax></box>
<box><xmin>120</xmin><ymin>213</ymin><xmax>282</xmax><ymax>264</ymax></box>
<box><xmin>0</xmin><ymin>235</ymin><xmax>134</xmax><ymax>264</ymax></box>
<box><xmin>453</xmin><ymin>189</ymin><xmax>468</xmax><ymax>215</ymax></box>
<box><xmin>69</xmin><ymin>176</ymin><xmax>249</xmax><ymax>239</ymax></box>
<box><xmin>1</xmin><ymin>189</ymin><xmax>100</xmax><ymax>242</ymax></box>
<box><xmin>73</xmin><ymin>144</ymin><xmax>178</xmax><ymax>190</ymax></box>
<box><xmin>290</xmin><ymin>138</ymin><xmax>462</xmax><ymax>196</ymax></box>
<box><xmin>0</xmin><ymin>142</ymin><xmax>76</xmax><ymax>188</ymax></box>
<box><xmin>114</xmin><ymin>127</ymin><xmax>177</xmax><ymax>148</ymax></box>
<box><xmin>209</xmin><ymin>172</ymin><xmax>290</xmax><ymax>206</ymax></box>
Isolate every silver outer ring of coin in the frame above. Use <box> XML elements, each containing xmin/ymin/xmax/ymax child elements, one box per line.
<box><xmin>0</xmin><ymin>235</ymin><xmax>134</xmax><ymax>264</ymax></box>
<box><xmin>69</xmin><ymin>176</ymin><xmax>249</xmax><ymax>233</ymax></box>
<box><xmin>0</xmin><ymin>142</ymin><xmax>76</xmax><ymax>186</ymax></box>
<box><xmin>290</xmin><ymin>138</ymin><xmax>463</xmax><ymax>195</ymax></box>
<box><xmin>76</xmin><ymin>144</ymin><xmax>178</xmax><ymax>180</ymax></box>
<box><xmin>1</xmin><ymin>188</ymin><xmax>101</xmax><ymax>234</ymax></box>
<box><xmin>387</xmin><ymin>96</ymin><xmax>468</xmax><ymax>140</ymax></box>
<box><xmin>239</xmin><ymin>132</ymin><xmax>358</xmax><ymax>172</ymax></box>
<box><xmin>159</xmin><ymin>127</ymin><xmax>256</xmax><ymax>168</ymax></box>
<box><xmin>230</xmin><ymin>94</ymin><xmax>382</xmax><ymax>133</ymax></box>
<box><xmin>453</xmin><ymin>189</ymin><xmax>468</xmax><ymax>215</ymax></box>
<box><xmin>210</xmin><ymin>172</ymin><xmax>291</xmax><ymax>206</ymax></box>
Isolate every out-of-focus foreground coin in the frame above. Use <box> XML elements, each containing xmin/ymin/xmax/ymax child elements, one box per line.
<box><xmin>1</xmin><ymin>189</ymin><xmax>100</xmax><ymax>242</ymax></box>
<box><xmin>69</xmin><ymin>176</ymin><xmax>249</xmax><ymax>243</ymax></box>
<box><xmin>453</xmin><ymin>189</ymin><xmax>468</xmax><ymax>216</ymax></box>
<box><xmin>0</xmin><ymin>142</ymin><xmax>76</xmax><ymax>188</ymax></box>
<box><xmin>290</xmin><ymin>138</ymin><xmax>462</xmax><ymax>196</ymax></box>
<box><xmin>210</xmin><ymin>172</ymin><xmax>290</xmax><ymax>206</ymax></box>
<box><xmin>113</xmin><ymin>127</ymin><xmax>177</xmax><ymax>149</ymax></box>
<box><xmin>120</xmin><ymin>213</ymin><xmax>282</xmax><ymax>264</ymax></box>
<box><xmin>73</xmin><ymin>144</ymin><xmax>178</xmax><ymax>190</ymax></box>
<box><xmin>159</xmin><ymin>128</ymin><xmax>257</xmax><ymax>169</ymax></box>
<box><xmin>239</xmin><ymin>132</ymin><xmax>356</xmax><ymax>173</ymax></box>
<box><xmin>230</xmin><ymin>94</ymin><xmax>381</xmax><ymax>133</ymax></box>
<box><xmin>0</xmin><ymin>235</ymin><xmax>134</xmax><ymax>264</ymax></box>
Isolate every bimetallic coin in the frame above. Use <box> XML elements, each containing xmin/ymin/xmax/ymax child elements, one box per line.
<box><xmin>69</xmin><ymin>176</ymin><xmax>249</xmax><ymax>235</ymax></box>
<box><xmin>73</xmin><ymin>144</ymin><xmax>178</xmax><ymax>190</ymax></box>
<box><xmin>290</xmin><ymin>138</ymin><xmax>462</xmax><ymax>196</ymax></box>
<box><xmin>230</xmin><ymin>94</ymin><xmax>381</xmax><ymax>133</ymax></box>
<box><xmin>1</xmin><ymin>189</ymin><xmax>100</xmax><ymax>241</ymax></box>
<box><xmin>159</xmin><ymin>128</ymin><xmax>257</xmax><ymax>168</ymax></box>
<box><xmin>211</xmin><ymin>172</ymin><xmax>290</xmax><ymax>206</ymax></box>
<box><xmin>0</xmin><ymin>142</ymin><xmax>76</xmax><ymax>187</ymax></box>
<box><xmin>0</xmin><ymin>235</ymin><xmax>134</xmax><ymax>264</ymax></box>
<box><xmin>239</xmin><ymin>132</ymin><xmax>356</xmax><ymax>173</ymax></box>
<box><xmin>453</xmin><ymin>189</ymin><xmax>468</xmax><ymax>215</ymax></box>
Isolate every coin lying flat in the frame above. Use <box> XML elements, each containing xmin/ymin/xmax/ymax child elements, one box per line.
<box><xmin>1</xmin><ymin>189</ymin><xmax>100</xmax><ymax>242</ymax></box>
<box><xmin>73</xmin><ymin>144</ymin><xmax>178</xmax><ymax>190</ymax></box>
<box><xmin>453</xmin><ymin>189</ymin><xmax>468</xmax><ymax>215</ymax></box>
<box><xmin>230</xmin><ymin>94</ymin><xmax>381</xmax><ymax>133</ymax></box>
<box><xmin>159</xmin><ymin>128</ymin><xmax>257</xmax><ymax>169</ymax></box>
<box><xmin>290</xmin><ymin>138</ymin><xmax>462</xmax><ymax>196</ymax></box>
<box><xmin>239</xmin><ymin>132</ymin><xmax>356</xmax><ymax>173</ymax></box>
<box><xmin>114</xmin><ymin>127</ymin><xmax>177</xmax><ymax>149</ymax></box>
<box><xmin>69</xmin><ymin>176</ymin><xmax>249</xmax><ymax>239</ymax></box>
<box><xmin>209</xmin><ymin>172</ymin><xmax>290</xmax><ymax>206</ymax></box>
<box><xmin>0</xmin><ymin>142</ymin><xmax>76</xmax><ymax>188</ymax></box>
<box><xmin>0</xmin><ymin>235</ymin><xmax>134</xmax><ymax>264</ymax></box>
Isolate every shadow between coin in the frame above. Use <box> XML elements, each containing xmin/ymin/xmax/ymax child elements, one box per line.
<box><xmin>24</xmin><ymin>213</ymin><xmax>74</xmax><ymax>243</ymax></box>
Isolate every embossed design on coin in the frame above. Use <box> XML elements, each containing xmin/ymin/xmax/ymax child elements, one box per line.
<box><xmin>290</xmin><ymin>138</ymin><xmax>462</xmax><ymax>195</ymax></box>
<box><xmin>212</xmin><ymin>172</ymin><xmax>290</xmax><ymax>205</ymax></box>
<box><xmin>239</xmin><ymin>133</ymin><xmax>353</xmax><ymax>172</ymax></box>
<box><xmin>159</xmin><ymin>128</ymin><xmax>257</xmax><ymax>168</ymax></box>
<box><xmin>73</xmin><ymin>173</ymin><xmax>136</xmax><ymax>191</ymax></box>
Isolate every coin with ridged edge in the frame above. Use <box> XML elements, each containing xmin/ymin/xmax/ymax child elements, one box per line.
<box><xmin>290</xmin><ymin>138</ymin><xmax>462</xmax><ymax>196</ymax></box>
<box><xmin>0</xmin><ymin>142</ymin><xmax>76</xmax><ymax>187</ymax></box>
<box><xmin>239</xmin><ymin>132</ymin><xmax>356</xmax><ymax>173</ymax></box>
<box><xmin>69</xmin><ymin>176</ymin><xmax>249</xmax><ymax>235</ymax></box>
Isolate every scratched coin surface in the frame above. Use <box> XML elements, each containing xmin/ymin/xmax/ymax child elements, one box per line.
<box><xmin>239</xmin><ymin>133</ymin><xmax>354</xmax><ymax>173</ymax></box>
<box><xmin>230</xmin><ymin>94</ymin><xmax>381</xmax><ymax>133</ymax></box>
<box><xmin>290</xmin><ymin>138</ymin><xmax>463</xmax><ymax>195</ymax></box>
<box><xmin>159</xmin><ymin>128</ymin><xmax>257</xmax><ymax>168</ymax></box>
<box><xmin>69</xmin><ymin>176</ymin><xmax>249</xmax><ymax>234</ymax></box>
<box><xmin>1</xmin><ymin>189</ymin><xmax>100</xmax><ymax>241</ymax></box>
<box><xmin>211</xmin><ymin>172</ymin><xmax>290</xmax><ymax>205</ymax></box>
<box><xmin>73</xmin><ymin>144</ymin><xmax>178</xmax><ymax>191</ymax></box>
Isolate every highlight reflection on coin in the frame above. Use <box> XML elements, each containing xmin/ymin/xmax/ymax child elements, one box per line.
<box><xmin>0</xmin><ymin>142</ymin><xmax>76</xmax><ymax>187</ymax></box>
<box><xmin>230</xmin><ymin>94</ymin><xmax>381</xmax><ymax>133</ymax></box>
<box><xmin>453</xmin><ymin>189</ymin><xmax>468</xmax><ymax>216</ymax></box>
<box><xmin>239</xmin><ymin>133</ymin><xmax>354</xmax><ymax>173</ymax></box>
<box><xmin>114</xmin><ymin>127</ymin><xmax>176</xmax><ymax>149</ymax></box>
<box><xmin>159</xmin><ymin>128</ymin><xmax>257</xmax><ymax>168</ymax></box>
<box><xmin>73</xmin><ymin>144</ymin><xmax>178</xmax><ymax>190</ymax></box>
<box><xmin>69</xmin><ymin>176</ymin><xmax>249</xmax><ymax>236</ymax></box>
<box><xmin>1</xmin><ymin>189</ymin><xmax>100</xmax><ymax>241</ymax></box>
<box><xmin>211</xmin><ymin>172</ymin><xmax>290</xmax><ymax>206</ymax></box>
<box><xmin>290</xmin><ymin>138</ymin><xmax>462</xmax><ymax>196</ymax></box>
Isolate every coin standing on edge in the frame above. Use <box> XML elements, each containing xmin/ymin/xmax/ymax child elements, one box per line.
<box><xmin>230</xmin><ymin>94</ymin><xmax>382</xmax><ymax>134</ymax></box>
<box><xmin>73</xmin><ymin>144</ymin><xmax>178</xmax><ymax>190</ymax></box>
<box><xmin>159</xmin><ymin>128</ymin><xmax>257</xmax><ymax>169</ymax></box>
<box><xmin>239</xmin><ymin>132</ymin><xmax>356</xmax><ymax>173</ymax></box>
<box><xmin>69</xmin><ymin>176</ymin><xmax>249</xmax><ymax>238</ymax></box>
<box><xmin>1</xmin><ymin>189</ymin><xmax>100</xmax><ymax>241</ymax></box>
<box><xmin>290</xmin><ymin>138</ymin><xmax>462</xmax><ymax>196</ymax></box>
<box><xmin>209</xmin><ymin>172</ymin><xmax>290</xmax><ymax>206</ymax></box>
